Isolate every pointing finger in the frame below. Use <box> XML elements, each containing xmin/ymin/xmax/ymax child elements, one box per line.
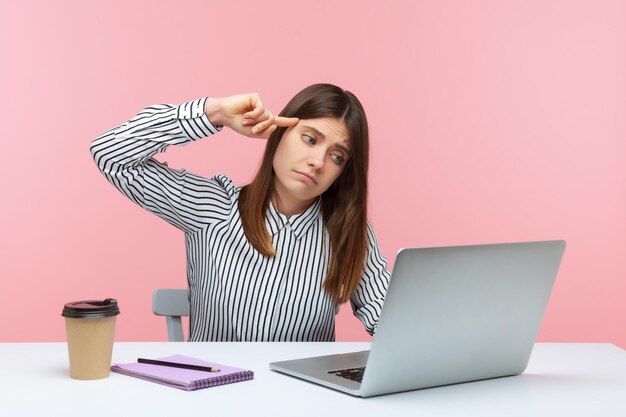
<box><xmin>274</xmin><ymin>116</ymin><xmax>299</xmax><ymax>127</ymax></box>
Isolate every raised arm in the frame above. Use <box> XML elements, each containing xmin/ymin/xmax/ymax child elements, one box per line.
<box><xmin>89</xmin><ymin>94</ymin><xmax>298</xmax><ymax>234</ymax></box>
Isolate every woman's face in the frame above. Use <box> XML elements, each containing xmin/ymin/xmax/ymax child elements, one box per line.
<box><xmin>272</xmin><ymin>117</ymin><xmax>351</xmax><ymax>215</ymax></box>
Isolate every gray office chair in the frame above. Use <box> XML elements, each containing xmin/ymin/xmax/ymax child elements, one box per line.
<box><xmin>152</xmin><ymin>289</ymin><xmax>189</xmax><ymax>342</ymax></box>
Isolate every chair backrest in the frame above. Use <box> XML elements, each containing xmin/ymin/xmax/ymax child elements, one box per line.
<box><xmin>152</xmin><ymin>289</ymin><xmax>190</xmax><ymax>342</ymax></box>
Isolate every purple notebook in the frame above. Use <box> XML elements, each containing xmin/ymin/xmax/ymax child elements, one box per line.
<box><xmin>111</xmin><ymin>354</ymin><xmax>254</xmax><ymax>391</ymax></box>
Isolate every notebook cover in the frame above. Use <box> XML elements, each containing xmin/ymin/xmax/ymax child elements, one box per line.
<box><xmin>111</xmin><ymin>354</ymin><xmax>254</xmax><ymax>391</ymax></box>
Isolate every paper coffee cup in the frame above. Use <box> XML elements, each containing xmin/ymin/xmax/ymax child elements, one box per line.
<box><xmin>62</xmin><ymin>298</ymin><xmax>120</xmax><ymax>380</ymax></box>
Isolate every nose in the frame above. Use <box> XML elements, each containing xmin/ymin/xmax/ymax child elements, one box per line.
<box><xmin>307</xmin><ymin>148</ymin><xmax>325</xmax><ymax>170</ymax></box>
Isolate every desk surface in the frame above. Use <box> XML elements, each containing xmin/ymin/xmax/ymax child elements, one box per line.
<box><xmin>1</xmin><ymin>342</ymin><xmax>625</xmax><ymax>417</ymax></box>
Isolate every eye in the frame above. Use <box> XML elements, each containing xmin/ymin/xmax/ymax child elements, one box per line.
<box><xmin>331</xmin><ymin>154</ymin><xmax>345</xmax><ymax>165</ymax></box>
<box><xmin>302</xmin><ymin>134</ymin><xmax>316</xmax><ymax>145</ymax></box>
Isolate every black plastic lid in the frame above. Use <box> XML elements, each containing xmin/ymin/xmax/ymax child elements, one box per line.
<box><xmin>62</xmin><ymin>298</ymin><xmax>120</xmax><ymax>319</ymax></box>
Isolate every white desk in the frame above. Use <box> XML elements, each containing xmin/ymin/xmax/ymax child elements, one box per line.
<box><xmin>1</xmin><ymin>342</ymin><xmax>624</xmax><ymax>417</ymax></box>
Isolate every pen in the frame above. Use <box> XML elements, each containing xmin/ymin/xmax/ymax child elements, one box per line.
<box><xmin>137</xmin><ymin>358</ymin><xmax>221</xmax><ymax>372</ymax></box>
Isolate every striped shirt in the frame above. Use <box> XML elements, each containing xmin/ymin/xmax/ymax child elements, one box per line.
<box><xmin>90</xmin><ymin>97</ymin><xmax>390</xmax><ymax>341</ymax></box>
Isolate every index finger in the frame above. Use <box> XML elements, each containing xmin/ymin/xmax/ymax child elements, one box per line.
<box><xmin>274</xmin><ymin>116</ymin><xmax>300</xmax><ymax>127</ymax></box>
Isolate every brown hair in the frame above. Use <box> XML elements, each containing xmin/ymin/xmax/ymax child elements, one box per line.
<box><xmin>238</xmin><ymin>83</ymin><xmax>369</xmax><ymax>304</ymax></box>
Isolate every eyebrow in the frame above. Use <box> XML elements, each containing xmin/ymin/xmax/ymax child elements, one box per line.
<box><xmin>302</xmin><ymin>125</ymin><xmax>351</xmax><ymax>155</ymax></box>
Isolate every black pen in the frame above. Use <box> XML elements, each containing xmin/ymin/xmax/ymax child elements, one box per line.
<box><xmin>137</xmin><ymin>358</ymin><xmax>220</xmax><ymax>373</ymax></box>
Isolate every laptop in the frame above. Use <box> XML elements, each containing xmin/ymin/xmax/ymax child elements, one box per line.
<box><xmin>270</xmin><ymin>240</ymin><xmax>566</xmax><ymax>397</ymax></box>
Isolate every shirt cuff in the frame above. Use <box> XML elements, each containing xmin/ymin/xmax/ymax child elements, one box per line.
<box><xmin>176</xmin><ymin>97</ymin><xmax>222</xmax><ymax>140</ymax></box>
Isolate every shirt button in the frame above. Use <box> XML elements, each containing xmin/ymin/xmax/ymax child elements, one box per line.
<box><xmin>285</xmin><ymin>220</ymin><xmax>291</xmax><ymax>230</ymax></box>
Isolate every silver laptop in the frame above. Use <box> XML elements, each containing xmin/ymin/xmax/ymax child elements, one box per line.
<box><xmin>270</xmin><ymin>240</ymin><xmax>566</xmax><ymax>397</ymax></box>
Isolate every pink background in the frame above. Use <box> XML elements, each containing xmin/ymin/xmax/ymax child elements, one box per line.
<box><xmin>1</xmin><ymin>0</ymin><xmax>624</xmax><ymax>347</ymax></box>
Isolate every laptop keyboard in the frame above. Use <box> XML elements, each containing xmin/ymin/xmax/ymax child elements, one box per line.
<box><xmin>327</xmin><ymin>367</ymin><xmax>366</xmax><ymax>383</ymax></box>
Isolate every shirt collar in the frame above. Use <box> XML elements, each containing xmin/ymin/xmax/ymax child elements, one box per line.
<box><xmin>265</xmin><ymin>198</ymin><xmax>322</xmax><ymax>239</ymax></box>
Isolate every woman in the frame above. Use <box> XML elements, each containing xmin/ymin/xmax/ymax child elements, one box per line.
<box><xmin>90</xmin><ymin>83</ymin><xmax>390</xmax><ymax>341</ymax></box>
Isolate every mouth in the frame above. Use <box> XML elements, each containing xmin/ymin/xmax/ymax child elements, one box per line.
<box><xmin>294</xmin><ymin>170</ymin><xmax>318</xmax><ymax>185</ymax></box>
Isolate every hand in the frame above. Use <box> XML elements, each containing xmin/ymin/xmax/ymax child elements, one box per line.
<box><xmin>205</xmin><ymin>93</ymin><xmax>299</xmax><ymax>139</ymax></box>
